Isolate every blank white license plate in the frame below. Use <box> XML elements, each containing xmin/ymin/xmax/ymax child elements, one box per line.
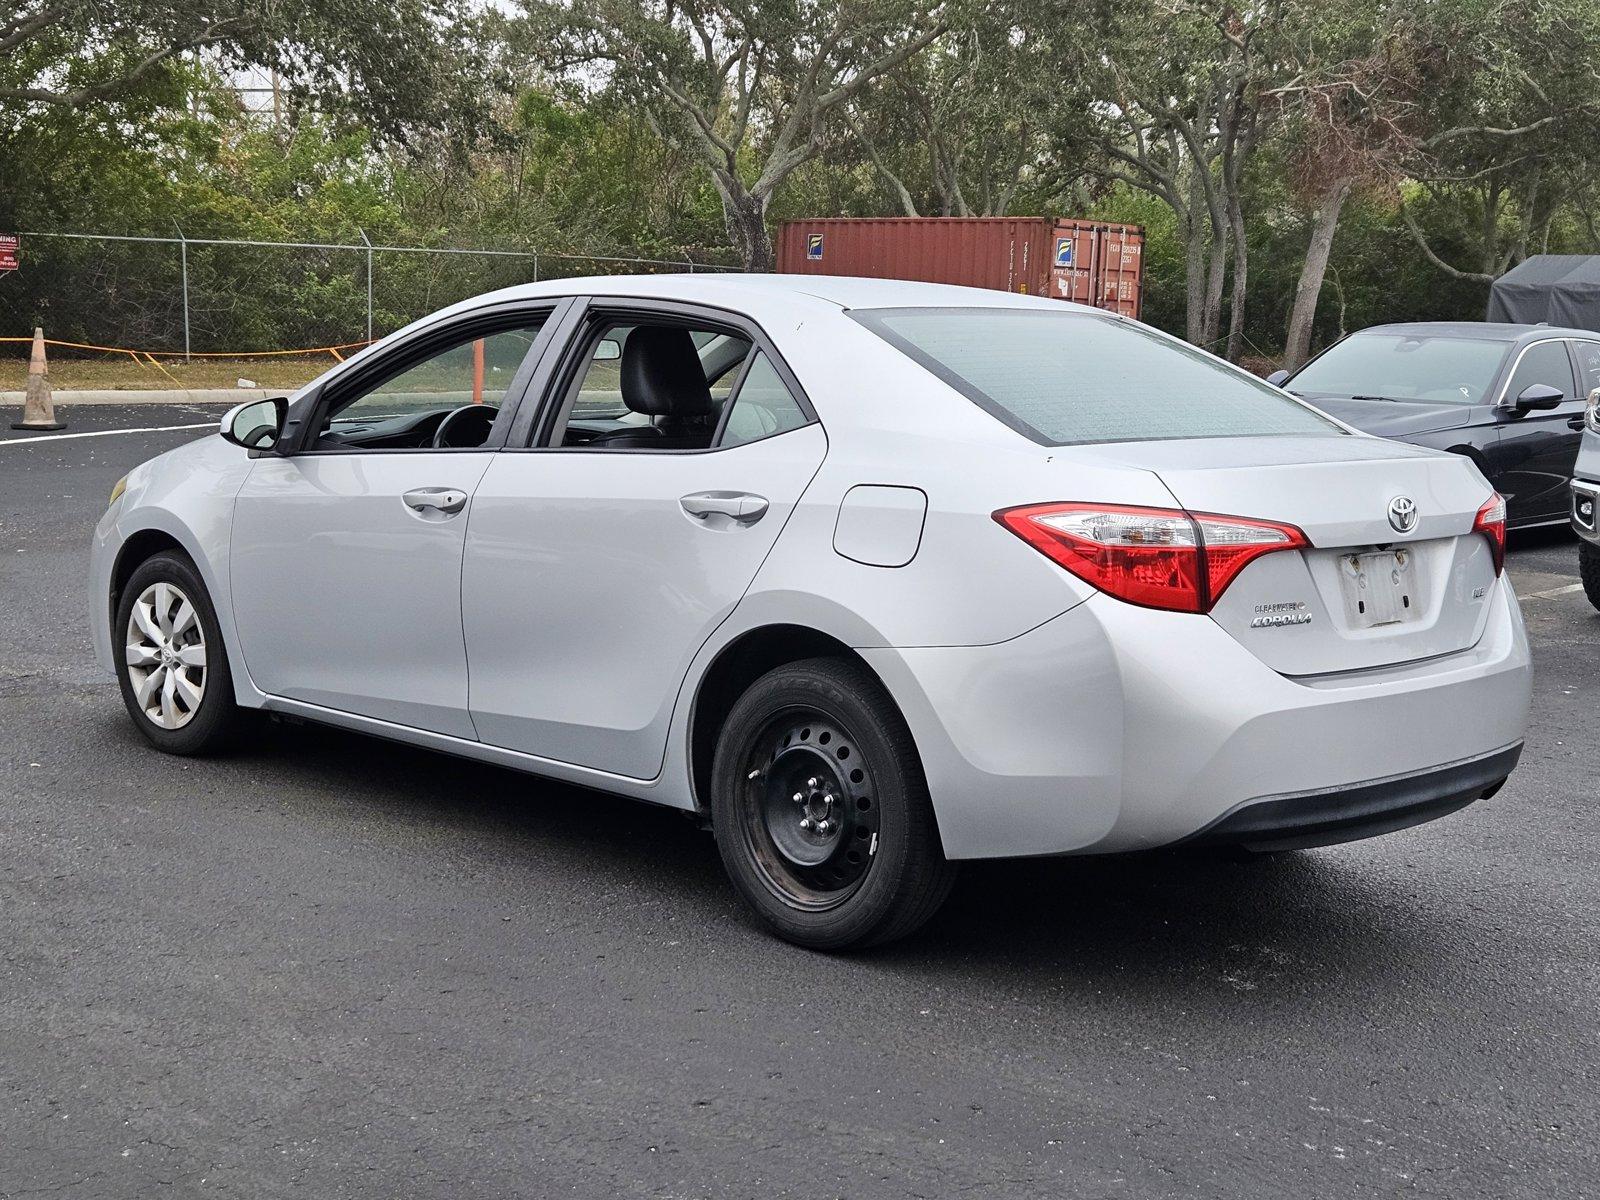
<box><xmin>1340</xmin><ymin>550</ymin><xmax>1417</xmax><ymax>628</ymax></box>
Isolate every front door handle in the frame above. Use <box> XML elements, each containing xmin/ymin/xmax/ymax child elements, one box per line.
<box><xmin>680</xmin><ymin>491</ymin><xmax>769</xmax><ymax>525</ymax></box>
<box><xmin>1569</xmin><ymin>415</ymin><xmax>1587</xmax><ymax>430</ymax></box>
<box><xmin>403</xmin><ymin>487</ymin><xmax>468</xmax><ymax>514</ymax></box>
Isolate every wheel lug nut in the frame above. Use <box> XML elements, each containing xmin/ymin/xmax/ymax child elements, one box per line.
<box><xmin>807</xmin><ymin>777</ymin><xmax>819</xmax><ymax>788</ymax></box>
<box><xmin>816</xmin><ymin>820</ymin><xmax>832</xmax><ymax>836</ymax></box>
<box><xmin>800</xmin><ymin>817</ymin><xmax>813</xmax><ymax>831</ymax></box>
<box><xmin>793</xmin><ymin>791</ymin><xmax>804</xmax><ymax>803</ymax></box>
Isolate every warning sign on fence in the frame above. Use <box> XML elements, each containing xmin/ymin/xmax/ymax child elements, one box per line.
<box><xmin>0</xmin><ymin>236</ymin><xmax>18</xmax><ymax>273</ymax></box>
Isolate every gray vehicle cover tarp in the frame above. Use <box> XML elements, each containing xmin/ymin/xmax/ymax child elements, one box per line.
<box><xmin>1487</xmin><ymin>255</ymin><xmax>1600</xmax><ymax>330</ymax></box>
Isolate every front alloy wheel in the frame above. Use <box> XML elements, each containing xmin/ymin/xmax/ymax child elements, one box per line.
<box><xmin>711</xmin><ymin>657</ymin><xmax>957</xmax><ymax>950</ymax></box>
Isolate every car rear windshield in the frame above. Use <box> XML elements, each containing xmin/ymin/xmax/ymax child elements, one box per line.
<box><xmin>852</xmin><ymin>307</ymin><xmax>1343</xmax><ymax>446</ymax></box>
<box><xmin>1288</xmin><ymin>333</ymin><xmax>1508</xmax><ymax>404</ymax></box>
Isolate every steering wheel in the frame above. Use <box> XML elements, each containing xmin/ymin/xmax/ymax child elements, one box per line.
<box><xmin>433</xmin><ymin>404</ymin><xmax>500</xmax><ymax>449</ymax></box>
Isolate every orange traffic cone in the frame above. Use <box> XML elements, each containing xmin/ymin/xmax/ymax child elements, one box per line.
<box><xmin>11</xmin><ymin>327</ymin><xmax>65</xmax><ymax>431</ymax></box>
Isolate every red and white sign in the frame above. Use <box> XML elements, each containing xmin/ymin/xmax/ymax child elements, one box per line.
<box><xmin>0</xmin><ymin>235</ymin><xmax>18</xmax><ymax>272</ymax></box>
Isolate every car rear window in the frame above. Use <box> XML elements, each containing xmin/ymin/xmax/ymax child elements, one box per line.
<box><xmin>852</xmin><ymin>307</ymin><xmax>1344</xmax><ymax>446</ymax></box>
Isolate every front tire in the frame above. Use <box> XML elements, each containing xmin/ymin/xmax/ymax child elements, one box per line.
<box><xmin>710</xmin><ymin>657</ymin><xmax>957</xmax><ymax>950</ymax></box>
<box><xmin>114</xmin><ymin>550</ymin><xmax>241</xmax><ymax>754</ymax></box>
<box><xmin>1581</xmin><ymin>541</ymin><xmax>1600</xmax><ymax>612</ymax></box>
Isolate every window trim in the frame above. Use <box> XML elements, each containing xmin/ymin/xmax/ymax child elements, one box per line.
<box><xmin>1492</xmin><ymin>337</ymin><xmax>1581</xmax><ymax>411</ymax></box>
<box><xmin>512</xmin><ymin>296</ymin><xmax>819</xmax><ymax>455</ymax></box>
<box><xmin>281</xmin><ymin>298</ymin><xmax>571</xmax><ymax>456</ymax></box>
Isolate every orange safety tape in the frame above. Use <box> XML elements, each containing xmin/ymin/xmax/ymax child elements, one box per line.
<box><xmin>0</xmin><ymin>336</ymin><xmax>372</xmax><ymax>358</ymax></box>
<box><xmin>142</xmin><ymin>352</ymin><xmax>183</xmax><ymax>386</ymax></box>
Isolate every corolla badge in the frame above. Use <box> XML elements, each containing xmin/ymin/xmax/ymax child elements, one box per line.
<box><xmin>1387</xmin><ymin>495</ymin><xmax>1418</xmax><ymax>534</ymax></box>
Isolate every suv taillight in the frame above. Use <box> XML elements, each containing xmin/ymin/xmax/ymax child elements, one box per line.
<box><xmin>1473</xmin><ymin>493</ymin><xmax>1506</xmax><ymax>576</ymax></box>
<box><xmin>994</xmin><ymin>502</ymin><xmax>1309</xmax><ymax>614</ymax></box>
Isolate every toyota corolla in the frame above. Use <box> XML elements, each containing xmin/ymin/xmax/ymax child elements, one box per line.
<box><xmin>90</xmin><ymin>276</ymin><xmax>1532</xmax><ymax>949</ymax></box>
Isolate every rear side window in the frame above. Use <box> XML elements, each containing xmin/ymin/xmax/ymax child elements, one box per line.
<box><xmin>718</xmin><ymin>352</ymin><xmax>810</xmax><ymax>447</ymax></box>
<box><xmin>852</xmin><ymin>308</ymin><xmax>1343</xmax><ymax>446</ymax></box>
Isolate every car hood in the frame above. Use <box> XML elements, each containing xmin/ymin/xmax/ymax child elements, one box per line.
<box><xmin>1297</xmin><ymin>393</ymin><xmax>1474</xmax><ymax>437</ymax></box>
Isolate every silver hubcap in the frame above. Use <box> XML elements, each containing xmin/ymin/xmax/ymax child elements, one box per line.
<box><xmin>125</xmin><ymin>581</ymin><xmax>206</xmax><ymax>729</ymax></box>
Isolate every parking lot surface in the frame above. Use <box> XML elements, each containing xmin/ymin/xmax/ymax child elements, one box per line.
<box><xmin>3</xmin><ymin>405</ymin><xmax>1597</xmax><ymax>1198</ymax></box>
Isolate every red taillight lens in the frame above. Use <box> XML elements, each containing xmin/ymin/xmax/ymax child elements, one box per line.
<box><xmin>1473</xmin><ymin>493</ymin><xmax>1506</xmax><ymax>576</ymax></box>
<box><xmin>993</xmin><ymin>502</ymin><xmax>1309</xmax><ymax>614</ymax></box>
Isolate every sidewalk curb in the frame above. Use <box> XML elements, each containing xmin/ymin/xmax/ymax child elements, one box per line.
<box><xmin>0</xmin><ymin>387</ymin><xmax>276</xmax><ymax>406</ymax></box>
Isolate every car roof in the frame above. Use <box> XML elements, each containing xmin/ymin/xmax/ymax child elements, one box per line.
<box><xmin>1355</xmin><ymin>321</ymin><xmax>1600</xmax><ymax>343</ymax></box>
<box><xmin>460</xmin><ymin>272</ymin><xmax>1097</xmax><ymax>315</ymax></box>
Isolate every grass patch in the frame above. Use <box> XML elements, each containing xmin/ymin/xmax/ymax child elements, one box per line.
<box><xmin>0</xmin><ymin>355</ymin><xmax>333</xmax><ymax>391</ymax></box>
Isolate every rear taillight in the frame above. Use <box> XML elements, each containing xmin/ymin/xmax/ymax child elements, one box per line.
<box><xmin>1473</xmin><ymin>493</ymin><xmax>1506</xmax><ymax>576</ymax></box>
<box><xmin>993</xmin><ymin>502</ymin><xmax>1308</xmax><ymax>614</ymax></box>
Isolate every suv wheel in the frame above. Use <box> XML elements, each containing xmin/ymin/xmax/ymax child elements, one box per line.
<box><xmin>710</xmin><ymin>657</ymin><xmax>957</xmax><ymax>950</ymax></box>
<box><xmin>1581</xmin><ymin>542</ymin><xmax>1600</xmax><ymax>612</ymax></box>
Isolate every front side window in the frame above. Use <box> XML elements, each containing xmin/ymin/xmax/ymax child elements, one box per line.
<box><xmin>1290</xmin><ymin>333</ymin><xmax>1509</xmax><ymax>405</ymax></box>
<box><xmin>1501</xmin><ymin>340</ymin><xmax>1574</xmax><ymax>405</ymax></box>
<box><xmin>316</xmin><ymin>318</ymin><xmax>547</xmax><ymax>450</ymax></box>
<box><xmin>1573</xmin><ymin>341</ymin><xmax>1600</xmax><ymax>395</ymax></box>
<box><xmin>854</xmin><ymin>307</ymin><xmax>1341</xmax><ymax>446</ymax></box>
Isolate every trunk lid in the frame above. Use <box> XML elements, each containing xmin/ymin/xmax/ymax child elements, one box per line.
<box><xmin>1066</xmin><ymin>434</ymin><xmax>1500</xmax><ymax>675</ymax></box>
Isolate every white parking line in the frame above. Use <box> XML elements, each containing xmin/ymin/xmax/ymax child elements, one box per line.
<box><xmin>1521</xmin><ymin>582</ymin><xmax>1584</xmax><ymax>601</ymax></box>
<box><xmin>0</xmin><ymin>423</ymin><xmax>213</xmax><ymax>447</ymax></box>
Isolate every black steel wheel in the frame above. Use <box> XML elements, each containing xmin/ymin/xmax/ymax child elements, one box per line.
<box><xmin>710</xmin><ymin>657</ymin><xmax>957</xmax><ymax>950</ymax></box>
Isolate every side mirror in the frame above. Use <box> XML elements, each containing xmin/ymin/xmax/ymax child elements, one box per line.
<box><xmin>1265</xmin><ymin>369</ymin><xmax>1290</xmax><ymax>387</ymax></box>
<box><xmin>220</xmin><ymin>396</ymin><xmax>287</xmax><ymax>451</ymax></box>
<box><xmin>594</xmin><ymin>338</ymin><xmax>622</xmax><ymax>361</ymax></box>
<box><xmin>1512</xmin><ymin>383</ymin><xmax>1564</xmax><ymax>412</ymax></box>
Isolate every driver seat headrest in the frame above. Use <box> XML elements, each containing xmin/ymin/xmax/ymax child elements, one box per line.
<box><xmin>620</xmin><ymin>327</ymin><xmax>715</xmax><ymax>419</ymax></box>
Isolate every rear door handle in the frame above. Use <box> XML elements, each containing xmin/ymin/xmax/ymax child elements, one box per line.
<box><xmin>403</xmin><ymin>487</ymin><xmax>468</xmax><ymax>514</ymax></box>
<box><xmin>680</xmin><ymin>491</ymin><xmax>769</xmax><ymax>524</ymax></box>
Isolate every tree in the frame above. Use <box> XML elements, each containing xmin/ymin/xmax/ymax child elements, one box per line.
<box><xmin>843</xmin><ymin>12</ymin><xmax>1059</xmax><ymax>218</ymax></box>
<box><xmin>1274</xmin><ymin>8</ymin><xmax>1421</xmax><ymax>370</ymax></box>
<box><xmin>1058</xmin><ymin>1</ymin><xmax>1283</xmax><ymax>352</ymax></box>
<box><xmin>1393</xmin><ymin>0</ymin><xmax>1600</xmax><ymax>285</ymax></box>
<box><xmin>0</xmin><ymin>0</ymin><xmax>492</xmax><ymax>140</ymax></box>
<box><xmin>521</xmin><ymin>0</ymin><xmax>947</xmax><ymax>270</ymax></box>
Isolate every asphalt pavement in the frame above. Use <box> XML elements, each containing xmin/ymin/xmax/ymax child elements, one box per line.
<box><xmin>2</xmin><ymin>405</ymin><xmax>1597</xmax><ymax>1198</ymax></box>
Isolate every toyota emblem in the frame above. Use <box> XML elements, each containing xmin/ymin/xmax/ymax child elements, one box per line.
<box><xmin>1387</xmin><ymin>495</ymin><xmax>1418</xmax><ymax>534</ymax></box>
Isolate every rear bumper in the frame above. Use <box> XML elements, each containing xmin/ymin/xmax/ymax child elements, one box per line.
<box><xmin>863</xmin><ymin>575</ymin><xmax>1531</xmax><ymax>860</ymax></box>
<box><xmin>1184</xmin><ymin>743</ymin><xmax>1521</xmax><ymax>851</ymax></box>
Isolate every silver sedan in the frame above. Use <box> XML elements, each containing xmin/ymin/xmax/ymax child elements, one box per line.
<box><xmin>90</xmin><ymin>276</ymin><xmax>1532</xmax><ymax>948</ymax></box>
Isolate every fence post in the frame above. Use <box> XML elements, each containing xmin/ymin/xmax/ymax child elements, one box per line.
<box><xmin>172</xmin><ymin>220</ymin><xmax>191</xmax><ymax>362</ymax></box>
<box><xmin>359</xmin><ymin>228</ymin><xmax>373</xmax><ymax>344</ymax></box>
<box><xmin>532</xmin><ymin>251</ymin><xmax>539</xmax><ymax>283</ymax></box>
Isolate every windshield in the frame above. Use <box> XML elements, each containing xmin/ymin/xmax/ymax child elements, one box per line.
<box><xmin>852</xmin><ymin>307</ymin><xmax>1342</xmax><ymax>446</ymax></box>
<box><xmin>1289</xmin><ymin>334</ymin><xmax>1508</xmax><ymax>405</ymax></box>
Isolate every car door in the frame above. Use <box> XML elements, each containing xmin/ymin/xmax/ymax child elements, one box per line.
<box><xmin>229</xmin><ymin>303</ymin><xmax>563</xmax><ymax>737</ymax></box>
<box><xmin>462</xmin><ymin>302</ymin><xmax>826</xmax><ymax>779</ymax></box>
<box><xmin>1492</xmin><ymin>338</ymin><xmax>1584</xmax><ymax>524</ymax></box>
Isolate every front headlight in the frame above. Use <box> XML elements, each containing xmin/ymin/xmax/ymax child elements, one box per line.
<box><xmin>1587</xmin><ymin>387</ymin><xmax>1600</xmax><ymax>434</ymax></box>
<box><xmin>108</xmin><ymin>475</ymin><xmax>127</xmax><ymax>507</ymax></box>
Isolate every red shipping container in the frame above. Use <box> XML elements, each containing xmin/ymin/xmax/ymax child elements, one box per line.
<box><xmin>776</xmin><ymin>217</ymin><xmax>1143</xmax><ymax>319</ymax></box>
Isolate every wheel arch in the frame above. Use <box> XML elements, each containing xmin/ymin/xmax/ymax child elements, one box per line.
<box><xmin>109</xmin><ymin>528</ymin><xmax>189</xmax><ymax>625</ymax></box>
<box><xmin>686</xmin><ymin>623</ymin><xmax>915</xmax><ymax>813</ymax></box>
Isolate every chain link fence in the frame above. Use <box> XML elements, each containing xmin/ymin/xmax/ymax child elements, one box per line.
<box><xmin>0</xmin><ymin>231</ymin><xmax>739</xmax><ymax>359</ymax></box>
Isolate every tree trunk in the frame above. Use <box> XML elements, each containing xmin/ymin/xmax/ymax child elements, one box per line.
<box><xmin>1283</xmin><ymin>176</ymin><xmax>1353</xmax><ymax>372</ymax></box>
<box><xmin>1183</xmin><ymin>217</ymin><xmax>1206</xmax><ymax>345</ymax></box>
<box><xmin>1224</xmin><ymin>191</ymin><xmax>1248</xmax><ymax>363</ymax></box>
<box><xmin>718</xmin><ymin>183</ymin><xmax>773</xmax><ymax>272</ymax></box>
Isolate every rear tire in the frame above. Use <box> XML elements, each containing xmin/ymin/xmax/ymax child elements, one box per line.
<box><xmin>709</xmin><ymin>657</ymin><xmax>957</xmax><ymax>950</ymax></box>
<box><xmin>114</xmin><ymin>550</ymin><xmax>242</xmax><ymax>755</ymax></box>
<box><xmin>1581</xmin><ymin>541</ymin><xmax>1600</xmax><ymax>613</ymax></box>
